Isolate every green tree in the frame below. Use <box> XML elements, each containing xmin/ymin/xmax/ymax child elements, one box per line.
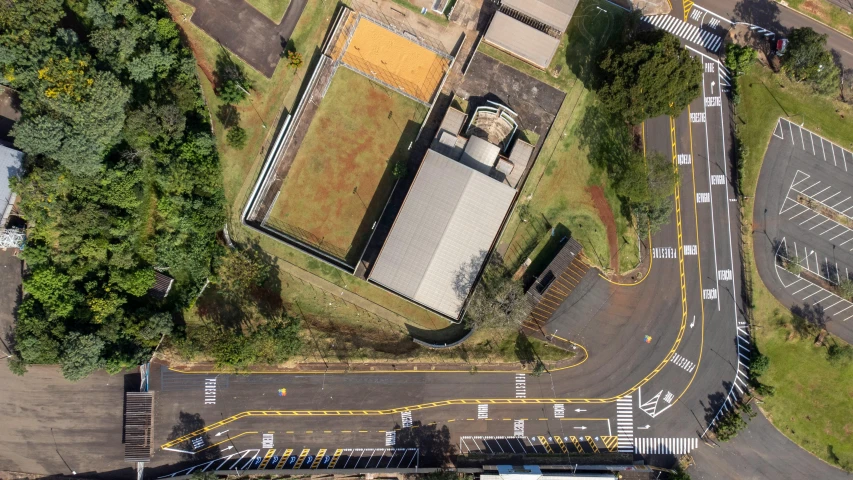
<box><xmin>138</xmin><ymin>312</ymin><xmax>173</xmax><ymax>345</ymax></box>
<box><xmin>782</xmin><ymin>27</ymin><xmax>841</xmax><ymax>95</ymax></box>
<box><xmin>750</xmin><ymin>352</ymin><xmax>770</xmax><ymax>377</ymax></box>
<box><xmin>216</xmin><ymin>248</ymin><xmax>271</xmax><ymax>302</ymax></box>
<box><xmin>598</xmin><ymin>32</ymin><xmax>702</xmax><ymax>124</ymax></box>
<box><xmin>671</xmin><ymin>465</ymin><xmax>692</xmax><ymax>480</ymax></box>
<box><xmin>724</xmin><ymin>44</ymin><xmax>758</xmax><ymax>77</ymax></box>
<box><xmin>392</xmin><ymin>160</ymin><xmax>407</xmax><ymax>179</ymax></box>
<box><xmin>226</xmin><ymin>125</ymin><xmax>247</xmax><ymax>149</ymax></box>
<box><xmin>7</xmin><ymin>355</ymin><xmax>28</xmax><ymax>376</ymax></box>
<box><xmin>23</xmin><ymin>267</ymin><xmax>80</xmax><ymax>319</ymax></box>
<box><xmin>785</xmin><ymin>255</ymin><xmax>802</xmax><ymax>275</ymax></box>
<box><xmin>463</xmin><ymin>255</ymin><xmax>530</xmax><ymax>329</ymax></box>
<box><xmin>215</xmin><ymin>51</ymin><xmax>251</xmax><ymax>103</ymax></box>
<box><xmin>715</xmin><ymin>408</ymin><xmax>748</xmax><ymax>441</ymax></box>
<box><xmin>251</xmin><ymin>316</ymin><xmax>302</xmax><ymax>365</ymax></box>
<box><xmin>531</xmin><ymin>359</ymin><xmax>546</xmax><ymax>377</ymax></box>
<box><xmin>60</xmin><ymin>332</ymin><xmax>104</xmax><ymax>381</ymax></box>
<box><xmin>287</xmin><ymin>50</ymin><xmax>304</xmax><ymax>72</ymax></box>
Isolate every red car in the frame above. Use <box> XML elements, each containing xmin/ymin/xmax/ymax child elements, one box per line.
<box><xmin>776</xmin><ymin>38</ymin><xmax>789</xmax><ymax>56</ymax></box>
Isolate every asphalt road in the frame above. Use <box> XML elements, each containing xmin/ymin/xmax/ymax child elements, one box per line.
<box><xmin>682</xmin><ymin>0</ymin><xmax>853</xmax><ymax>69</ymax></box>
<box><xmin>753</xmin><ymin>117</ymin><xmax>853</xmax><ymax>343</ymax></box>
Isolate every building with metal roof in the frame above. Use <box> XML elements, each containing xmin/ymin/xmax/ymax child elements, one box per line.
<box><xmin>0</xmin><ymin>144</ymin><xmax>23</xmax><ymax>227</ymax></box>
<box><xmin>483</xmin><ymin>12</ymin><xmax>562</xmax><ymax>69</ymax></box>
<box><xmin>369</xmin><ymin>149</ymin><xmax>516</xmax><ymax>319</ymax></box>
<box><xmin>501</xmin><ymin>0</ymin><xmax>580</xmax><ymax>34</ymax></box>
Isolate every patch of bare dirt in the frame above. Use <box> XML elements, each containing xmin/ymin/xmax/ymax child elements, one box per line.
<box><xmin>586</xmin><ymin>185</ymin><xmax>619</xmax><ymax>273</ymax></box>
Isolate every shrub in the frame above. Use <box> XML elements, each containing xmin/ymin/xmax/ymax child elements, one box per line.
<box><xmin>226</xmin><ymin>126</ymin><xmax>247</xmax><ymax>149</ymax></box>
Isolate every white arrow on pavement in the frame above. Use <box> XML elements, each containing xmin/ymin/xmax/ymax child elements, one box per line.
<box><xmin>222</xmin><ymin>446</ymin><xmax>234</xmax><ymax>452</ymax></box>
<box><xmin>690</xmin><ymin>316</ymin><xmax>696</xmax><ymax>328</ymax></box>
<box><xmin>637</xmin><ymin>425</ymin><xmax>651</xmax><ymax>430</ymax></box>
<box><xmin>711</xmin><ymin>81</ymin><xmax>716</xmax><ymax>95</ymax></box>
<box><xmin>574</xmin><ymin>408</ymin><xmax>586</xmax><ymax>412</ymax></box>
<box><xmin>573</xmin><ymin>426</ymin><xmax>587</xmax><ymax>430</ymax></box>
<box><xmin>215</xmin><ymin>430</ymin><xmax>230</xmax><ymax>437</ymax></box>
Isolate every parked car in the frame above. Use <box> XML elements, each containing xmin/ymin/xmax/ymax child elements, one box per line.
<box><xmin>776</xmin><ymin>38</ymin><xmax>789</xmax><ymax>56</ymax></box>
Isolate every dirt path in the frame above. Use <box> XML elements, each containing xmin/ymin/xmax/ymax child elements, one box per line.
<box><xmin>586</xmin><ymin>185</ymin><xmax>619</xmax><ymax>273</ymax></box>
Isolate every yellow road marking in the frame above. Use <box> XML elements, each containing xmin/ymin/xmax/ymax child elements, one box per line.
<box><xmin>554</xmin><ymin>435</ymin><xmax>569</xmax><ymax>454</ymax></box>
<box><xmin>191</xmin><ymin>431</ymin><xmax>257</xmax><ymax>453</ymax></box>
<box><xmin>601</xmin><ymin>435</ymin><xmax>619</xmax><ymax>452</ymax></box>
<box><xmin>569</xmin><ymin>436</ymin><xmax>583</xmax><ymax>453</ymax></box>
<box><xmin>328</xmin><ymin>449</ymin><xmax>344</xmax><ymax>468</ymax></box>
<box><xmin>670</xmin><ymin>106</ymin><xmax>707</xmax><ymax>406</ymax></box>
<box><xmin>683</xmin><ymin>0</ymin><xmax>694</xmax><ymax>21</ymax></box>
<box><xmin>585</xmin><ymin>436</ymin><xmax>600</xmax><ymax>454</ymax></box>
<box><xmin>310</xmin><ymin>448</ymin><xmax>327</xmax><ymax>469</ymax></box>
<box><xmin>293</xmin><ymin>449</ymin><xmax>310</xmax><ymax>469</ymax></box>
<box><xmin>538</xmin><ymin>436</ymin><xmax>554</xmax><ymax>454</ymax></box>
<box><xmin>275</xmin><ymin>449</ymin><xmax>293</xmax><ymax>469</ymax></box>
<box><xmin>258</xmin><ymin>449</ymin><xmax>276</xmax><ymax>469</ymax></box>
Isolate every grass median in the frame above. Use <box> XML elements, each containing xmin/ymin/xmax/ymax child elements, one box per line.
<box><xmin>737</xmin><ymin>63</ymin><xmax>853</xmax><ymax>471</ymax></box>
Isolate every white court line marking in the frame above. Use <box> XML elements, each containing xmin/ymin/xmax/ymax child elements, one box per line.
<box><xmin>810</xmin><ymin>132</ymin><xmax>816</xmax><ymax>155</ymax></box>
<box><xmin>800</xmin><ymin>214</ymin><xmax>820</xmax><ymax>225</ymax></box>
<box><xmin>830</xmin><ymin>197</ymin><xmax>850</xmax><ymax>209</ymax></box>
<box><xmin>832</xmin><ymin>143</ymin><xmax>838</xmax><ymax>166</ymax></box>
<box><xmin>820</xmin><ymin>191</ymin><xmax>840</xmax><ymax>203</ymax></box>
<box><xmin>822</xmin><ymin>138</ymin><xmax>828</xmax><ymax>161</ymax></box>
<box><xmin>799</xmin><ymin>125</ymin><xmax>805</xmax><ymax>149</ymax></box>
<box><xmin>788</xmin><ymin>119</ymin><xmax>794</xmax><ymax>144</ymax></box>
<box><xmin>809</xmin><ymin>219</ymin><xmax>830</xmax><ymax>230</ymax></box>
<box><xmin>799</xmin><ymin>181</ymin><xmax>821</xmax><ymax>194</ymax></box>
<box><xmin>789</xmin><ymin>207</ymin><xmax>809</xmax><ymax>220</ymax></box>
<box><xmin>821</xmin><ymin>225</ymin><xmax>839</xmax><ymax>235</ymax></box>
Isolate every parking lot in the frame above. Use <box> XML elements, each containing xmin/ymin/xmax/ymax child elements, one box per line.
<box><xmin>754</xmin><ymin>118</ymin><xmax>853</xmax><ymax>342</ymax></box>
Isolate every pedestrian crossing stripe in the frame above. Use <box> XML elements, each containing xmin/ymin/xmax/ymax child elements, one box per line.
<box><xmin>554</xmin><ymin>435</ymin><xmax>569</xmax><ymax>454</ymax></box>
<box><xmin>293</xmin><ymin>449</ymin><xmax>310</xmax><ymax>469</ymax></box>
<box><xmin>258</xmin><ymin>449</ymin><xmax>276</xmax><ymax>469</ymax></box>
<box><xmin>275</xmin><ymin>449</ymin><xmax>293</xmax><ymax>469</ymax></box>
<box><xmin>635</xmin><ymin>437</ymin><xmax>699</xmax><ymax>454</ymax></box>
<box><xmin>310</xmin><ymin>448</ymin><xmax>327</xmax><ymax>469</ymax></box>
<box><xmin>328</xmin><ymin>449</ymin><xmax>343</xmax><ymax>469</ymax></box>
<box><xmin>601</xmin><ymin>436</ymin><xmax>619</xmax><ymax>452</ymax></box>
<box><xmin>569</xmin><ymin>436</ymin><xmax>583</xmax><ymax>453</ymax></box>
<box><xmin>585</xmin><ymin>436</ymin><xmax>600</xmax><ymax>454</ymax></box>
<box><xmin>642</xmin><ymin>15</ymin><xmax>723</xmax><ymax>53</ymax></box>
<box><xmin>538</xmin><ymin>436</ymin><xmax>554</xmax><ymax>454</ymax></box>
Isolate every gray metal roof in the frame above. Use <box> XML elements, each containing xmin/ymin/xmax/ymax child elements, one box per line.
<box><xmin>501</xmin><ymin>0</ymin><xmax>579</xmax><ymax>33</ymax></box>
<box><xmin>505</xmin><ymin>139</ymin><xmax>535</xmax><ymax>188</ymax></box>
<box><xmin>370</xmin><ymin>149</ymin><xmax>516</xmax><ymax>318</ymax></box>
<box><xmin>0</xmin><ymin>144</ymin><xmax>23</xmax><ymax>226</ymax></box>
<box><xmin>484</xmin><ymin>12</ymin><xmax>561</xmax><ymax>69</ymax></box>
<box><xmin>460</xmin><ymin>134</ymin><xmax>501</xmax><ymax>175</ymax></box>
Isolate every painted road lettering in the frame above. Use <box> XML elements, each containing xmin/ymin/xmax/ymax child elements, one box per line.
<box><xmin>705</xmin><ymin>62</ymin><xmax>715</xmax><ymax>73</ymax></box>
<box><xmin>718</xmin><ymin>269</ymin><xmax>733</xmax><ymax>281</ymax></box>
<box><xmin>697</xmin><ymin>193</ymin><xmax>711</xmax><ymax>203</ymax></box>
<box><xmin>677</xmin><ymin>154</ymin><xmax>692</xmax><ymax>165</ymax></box>
<box><xmin>703</xmin><ymin>288</ymin><xmax>718</xmax><ymax>300</ymax></box>
<box><xmin>262</xmin><ymin>433</ymin><xmax>274</xmax><ymax>448</ymax></box>
<box><xmin>683</xmin><ymin>245</ymin><xmax>697</xmax><ymax>255</ymax></box>
<box><xmin>653</xmin><ymin>247</ymin><xmax>677</xmax><ymax>259</ymax></box>
<box><xmin>705</xmin><ymin>96</ymin><xmax>721</xmax><ymax>107</ymax></box>
<box><xmin>690</xmin><ymin>112</ymin><xmax>706</xmax><ymax>123</ymax></box>
<box><xmin>204</xmin><ymin>378</ymin><xmax>216</xmax><ymax>405</ymax></box>
<box><xmin>711</xmin><ymin>174</ymin><xmax>726</xmax><ymax>185</ymax></box>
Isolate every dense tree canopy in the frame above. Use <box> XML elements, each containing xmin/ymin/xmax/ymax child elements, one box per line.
<box><xmin>2</xmin><ymin>0</ymin><xmax>225</xmax><ymax>380</ymax></box>
<box><xmin>598</xmin><ymin>32</ymin><xmax>702</xmax><ymax>125</ymax></box>
<box><xmin>782</xmin><ymin>27</ymin><xmax>840</xmax><ymax>95</ymax></box>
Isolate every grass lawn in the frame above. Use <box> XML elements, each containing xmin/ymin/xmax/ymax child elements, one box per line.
<box><xmin>246</xmin><ymin>0</ymin><xmax>290</xmax><ymax>23</ymax></box>
<box><xmin>389</xmin><ymin>0</ymin><xmax>449</xmax><ymax>25</ymax></box>
<box><xmin>787</xmin><ymin>0</ymin><xmax>853</xmax><ymax>37</ymax></box>
<box><xmin>166</xmin><ymin>0</ymin><xmax>452</xmax><ymax>334</ymax></box>
<box><xmin>737</xmin><ymin>63</ymin><xmax>853</xmax><ymax>470</ymax></box>
<box><xmin>486</xmin><ymin>0</ymin><xmax>641</xmax><ymax>274</ymax></box>
<box><xmin>267</xmin><ymin>67</ymin><xmax>427</xmax><ymax>265</ymax></box>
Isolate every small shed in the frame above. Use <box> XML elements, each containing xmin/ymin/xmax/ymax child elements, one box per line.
<box><xmin>148</xmin><ymin>271</ymin><xmax>174</xmax><ymax>299</ymax></box>
<box><xmin>0</xmin><ymin>144</ymin><xmax>23</xmax><ymax>227</ymax></box>
<box><xmin>484</xmin><ymin>12</ymin><xmax>561</xmax><ymax>70</ymax></box>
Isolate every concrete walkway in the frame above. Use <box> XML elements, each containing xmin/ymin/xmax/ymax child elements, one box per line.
<box><xmin>185</xmin><ymin>0</ymin><xmax>308</xmax><ymax>77</ymax></box>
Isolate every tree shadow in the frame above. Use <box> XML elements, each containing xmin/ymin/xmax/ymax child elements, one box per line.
<box><xmin>733</xmin><ymin>0</ymin><xmax>785</xmax><ymax>35</ymax></box>
<box><xmin>701</xmin><ymin>380</ymin><xmax>733</xmax><ymax>425</ymax></box>
<box><xmin>522</xmin><ymin>223</ymin><xmax>571</xmax><ymax>289</ymax></box>
<box><xmin>790</xmin><ymin>303</ymin><xmax>826</xmax><ymax>333</ymax></box>
<box><xmin>215</xmin><ymin>104</ymin><xmax>240</xmax><ymax>129</ymax></box>
<box><xmin>514</xmin><ymin>332</ymin><xmax>536</xmax><ymax>366</ymax></box>
<box><xmin>452</xmin><ymin>249</ymin><xmax>488</xmax><ymax>302</ymax></box>
<box><xmin>165</xmin><ymin>411</ymin><xmax>221</xmax><ymax>461</ymax></box>
<box><xmin>395</xmin><ymin>421</ymin><xmax>456</xmax><ymax>467</ymax></box>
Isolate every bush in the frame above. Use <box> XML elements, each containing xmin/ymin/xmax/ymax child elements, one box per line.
<box><xmin>784</xmin><ymin>255</ymin><xmax>802</xmax><ymax>275</ymax></box>
<box><xmin>836</xmin><ymin>279</ymin><xmax>853</xmax><ymax>300</ymax></box>
<box><xmin>392</xmin><ymin>161</ymin><xmax>408</xmax><ymax>179</ymax></box>
<box><xmin>750</xmin><ymin>352</ymin><xmax>770</xmax><ymax>377</ymax></box>
<box><xmin>827</xmin><ymin>343</ymin><xmax>853</xmax><ymax>365</ymax></box>
<box><xmin>7</xmin><ymin>355</ymin><xmax>27</xmax><ymax>376</ymax></box>
<box><xmin>226</xmin><ymin>126</ymin><xmax>247</xmax><ymax>149</ymax></box>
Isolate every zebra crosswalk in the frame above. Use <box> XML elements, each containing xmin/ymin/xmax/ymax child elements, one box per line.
<box><xmin>642</xmin><ymin>15</ymin><xmax>723</xmax><ymax>53</ymax></box>
<box><xmin>670</xmin><ymin>352</ymin><xmax>696</xmax><ymax>373</ymax></box>
<box><xmin>635</xmin><ymin>437</ymin><xmax>699</xmax><ymax>455</ymax></box>
<box><xmin>616</xmin><ymin>395</ymin><xmax>634</xmax><ymax>453</ymax></box>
